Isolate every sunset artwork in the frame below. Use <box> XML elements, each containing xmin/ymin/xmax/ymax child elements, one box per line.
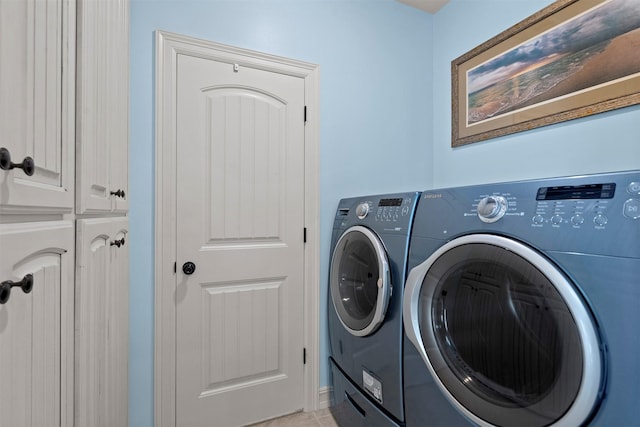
<box><xmin>466</xmin><ymin>0</ymin><xmax>640</xmax><ymax>126</ymax></box>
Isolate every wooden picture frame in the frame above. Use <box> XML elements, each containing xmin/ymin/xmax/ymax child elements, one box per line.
<box><xmin>452</xmin><ymin>0</ymin><xmax>640</xmax><ymax>147</ymax></box>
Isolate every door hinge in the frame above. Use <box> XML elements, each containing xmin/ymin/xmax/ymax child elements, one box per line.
<box><xmin>303</xmin><ymin>227</ymin><xmax>307</xmax><ymax>243</ymax></box>
<box><xmin>303</xmin><ymin>348</ymin><xmax>306</xmax><ymax>365</ymax></box>
<box><xmin>304</xmin><ymin>106</ymin><xmax>307</xmax><ymax>123</ymax></box>
<box><xmin>174</xmin><ymin>262</ymin><xmax>177</xmax><ymax>273</ymax></box>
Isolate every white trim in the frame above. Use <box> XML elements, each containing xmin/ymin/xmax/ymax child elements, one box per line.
<box><xmin>154</xmin><ymin>30</ymin><xmax>320</xmax><ymax>426</ymax></box>
<box><xmin>317</xmin><ymin>386</ymin><xmax>332</xmax><ymax>410</ymax></box>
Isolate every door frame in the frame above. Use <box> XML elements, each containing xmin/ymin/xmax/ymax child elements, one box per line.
<box><xmin>154</xmin><ymin>31</ymin><xmax>320</xmax><ymax>427</ymax></box>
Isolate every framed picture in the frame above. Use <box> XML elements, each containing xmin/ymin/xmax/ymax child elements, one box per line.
<box><xmin>452</xmin><ymin>0</ymin><xmax>640</xmax><ymax>147</ymax></box>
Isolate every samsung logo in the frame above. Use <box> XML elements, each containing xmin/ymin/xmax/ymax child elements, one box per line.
<box><xmin>424</xmin><ymin>193</ymin><xmax>443</xmax><ymax>199</ymax></box>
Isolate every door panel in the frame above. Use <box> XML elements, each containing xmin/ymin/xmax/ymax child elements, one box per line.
<box><xmin>0</xmin><ymin>221</ymin><xmax>74</xmax><ymax>427</ymax></box>
<box><xmin>0</xmin><ymin>0</ymin><xmax>74</xmax><ymax>214</ymax></box>
<box><xmin>176</xmin><ymin>53</ymin><xmax>305</xmax><ymax>426</ymax></box>
<box><xmin>75</xmin><ymin>217</ymin><xmax>129</xmax><ymax>427</ymax></box>
<box><xmin>76</xmin><ymin>0</ymin><xmax>129</xmax><ymax>214</ymax></box>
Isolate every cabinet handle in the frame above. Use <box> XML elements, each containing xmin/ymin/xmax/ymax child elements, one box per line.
<box><xmin>110</xmin><ymin>237</ymin><xmax>125</xmax><ymax>248</ymax></box>
<box><xmin>110</xmin><ymin>189</ymin><xmax>126</xmax><ymax>198</ymax></box>
<box><xmin>0</xmin><ymin>147</ymin><xmax>35</xmax><ymax>176</ymax></box>
<box><xmin>0</xmin><ymin>274</ymin><xmax>34</xmax><ymax>304</ymax></box>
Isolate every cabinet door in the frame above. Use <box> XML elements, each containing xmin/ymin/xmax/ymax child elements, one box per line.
<box><xmin>76</xmin><ymin>0</ymin><xmax>129</xmax><ymax>214</ymax></box>
<box><xmin>0</xmin><ymin>221</ymin><xmax>74</xmax><ymax>427</ymax></box>
<box><xmin>75</xmin><ymin>217</ymin><xmax>129</xmax><ymax>427</ymax></box>
<box><xmin>0</xmin><ymin>0</ymin><xmax>75</xmax><ymax>215</ymax></box>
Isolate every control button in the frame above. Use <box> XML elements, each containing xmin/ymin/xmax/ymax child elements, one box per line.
<box><xmin>623</xmin><ymin>198</ymin><xmax>640</xmax><ymax>219</ymax></box>
<box><xmin>628</xmin><ymin>182</ymin><xmax>640</xmax><ymax>195</ymax></box>
<box><xmin>356</xmin><ymin>203</ymin><xmax>370</xmax><ymax>219</ymax></box>
<box><xmin>477</xmin><ymin>195</ymin><xmax>508</xmax><ymax>223</ymax></box>
<box><xmin>532</xmin><ymin>215</ymin><xmax>545</xmax><ymax>225</ymax></box>
<box><xmin>571</xmin><ymin>215</ymin><xmax>585</xmax><ymax>226</ymax></box>
<box><xmin>593</xmin><ymin>214</ymin><xmax>608</xmax><ymax>226</ymax></box>
<box><xmin>551</xmin><ymin>215</ymin><xmax>563</xmax><ymax>225</ymax></box>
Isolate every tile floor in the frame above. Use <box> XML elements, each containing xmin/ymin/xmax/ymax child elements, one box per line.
<box><xmin>248</xmin><ymin>408</ymin><xmax>338</xmax><ymax>427</ymax></box>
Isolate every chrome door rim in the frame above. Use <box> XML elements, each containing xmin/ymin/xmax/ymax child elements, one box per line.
<box><xmin>330</xmin><ymin>225</ymin><xmax>391</xmax><ymax>337</ymax></box>
<box><xmin>403</xmin><ymin>233</ymin><xmax>603</xmax><ymax>427</ymax></box>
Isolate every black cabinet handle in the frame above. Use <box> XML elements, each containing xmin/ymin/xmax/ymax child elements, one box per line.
<box><xmin>110</xmin><ymin>189</ymin><xmax>126</xmax><ymax>198</ymax></box>
<box><xmin>110</xmin><ymin>237</ymin><xmax>125</xmax><ymax>248</ymax></box>
<box><xmin>0</xmin><ymin>147</ymin><xmax>35</xmax><ymax>176</ymax></box>
<box><xmin>0</xmin><ymin>274</ymin><xmax>34</xmax><ymax>304</ymax></box>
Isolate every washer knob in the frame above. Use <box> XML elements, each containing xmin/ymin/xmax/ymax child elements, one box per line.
<box><xmin>477</xmin><ymin>196</ymin><xmax>508</xmax><ymax>223</ymax></box>
<box><xmin>532</xmin><ymin>214</ymin><xmax>545</xmax><ymax>225</ymax></box>
<box><xmin>356</xmin><ymin>202</ymin><xmax>370</xmax><ymax>219</ymax></box>
<box><xmin>571</xmin><ymin>215</ymin><xmax>584</xmax><ymax>226</ymax></box>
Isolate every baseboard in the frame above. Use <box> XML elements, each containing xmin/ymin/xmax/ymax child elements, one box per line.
<box><xmin>318</xmin><ymin>386</ymin><xmax>332</xmax><ymax>409</ymax></box>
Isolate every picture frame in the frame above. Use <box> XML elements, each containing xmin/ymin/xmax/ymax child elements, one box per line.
<box><xmin>451</xmin><ymin>0</ymin><xmax>640</xmax><ymax>147</ymax></box>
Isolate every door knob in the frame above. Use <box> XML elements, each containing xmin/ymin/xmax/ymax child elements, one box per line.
<box><xmin>110</xmin><ymin>189</ymin><xmax>126</xmax><ymax>198</ymax></box>
<box><xmin>182</xmin><ymin>262</ymin><xmax>196</xmax><ymax>275</ymax></box>
<box><xmin>0</xmin><ymin>274</ymin><xmax>34</xmax><ymax>304</ymax></box>
<box><xmin>110</xmin><ymin>237</ymin><xmax>125</xmax><ymax>248</ymax></box>
<box><xmin>0</xmin><ymin>147</ymin><xmax>35</xmax><ymax>176</ymax></box>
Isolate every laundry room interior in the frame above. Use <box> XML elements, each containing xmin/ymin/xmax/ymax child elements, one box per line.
<box><xmin>129</xmin><ymin>0</ymin><xmax>639</xmax><ymax>425</ymax></box>
<box><xmin>1</xmin><ymin>0</ymin><xmax>638</xmax><ymax>426</ymax></box>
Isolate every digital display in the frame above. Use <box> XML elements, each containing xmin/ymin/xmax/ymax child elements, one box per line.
<box><xmin>379</xmin><ymin>198</ymin><xmax>403</xmax><ymax>207</ymax></box>
<box><xmin>536</xmin><ymin>183</ymin><xmax>616</xmax><ymax>200</ymax></box>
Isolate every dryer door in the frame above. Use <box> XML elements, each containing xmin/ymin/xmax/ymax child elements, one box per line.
<box><xmin>330</xmin><ymin>226</ymin><xmax>391</xmax><ymax>337</ymax></box>
<box><xmin>403</xmin><ymin>234</ymin><xmax>603</xmax><ymax>427</ymax></box>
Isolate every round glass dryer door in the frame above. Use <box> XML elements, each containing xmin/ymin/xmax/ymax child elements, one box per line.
<box><xmin>403</xmin><ymin>234</ymin><xmax>603</xmax><ymax>427</ymax></box>
<box><xmin>330</xmin><ymin>226</ymin><xmax>391</xmax><ymax>337</ymax></box>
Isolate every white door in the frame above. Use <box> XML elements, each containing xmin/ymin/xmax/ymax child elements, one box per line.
<box><xmin>76</xmin><ymin>0</ymin><xmax>129</xmax><ymax>214</ymax></box>
<box><xmin>0</xmin><ymin>221</ymin><xmax>74</xmax><ymax>427</ymax></box>
<box><xmin>0</xmin><ymin>0</ymin><xmax>74</xmax><ymax>214</ymax></box>
<box><xmin>175</xmin><ymin>53</ymin><xmax>306</xmax><ymax>426</ymax></box>
<box><xmin>75</xmin><ymin>217</ymin><xmax>129</xmax><ymax>427</ymax></box>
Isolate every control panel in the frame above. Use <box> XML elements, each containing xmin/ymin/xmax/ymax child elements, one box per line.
<box><xmin>462</xmin><ymin>177</ymin><xmax>640</xmax><ymax>230</ymax></box>
<box><xmin>355</xmin><ymin>197</ymin><xmax>414</xmax><ymax>223</ymax></box>
<box><xmin>414</xmin><ymin>171</ymin><xmax>639</xmax><ymax>258</ymax></box>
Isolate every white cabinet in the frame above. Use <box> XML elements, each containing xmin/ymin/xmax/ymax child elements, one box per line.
<box><xmin>0</xmin><ymin>0</ymin><xmax>75</xmax><ymax>215</ymax></box>
<box><xmin>75</xmin><ymin>217</ymin><xmax>129</xmax><ymax>427</ymax></box>
<box><xmin>0</xmin><ymin>221</ymin><xmax>75</xmax><ymax>427</ymax></box>
<box><xmin>76</xmin><ymin>0</ymin><xmax>129</xmax><ymax>214</ymax></box>
<box><xmin>1</xmin><ymin>0</ymin><xmax>130</xmax><ymax>426</ymax></box>
<box><xmin>74</xmin><ymin>1</ymin><xmax>130</xmax><ymax>425</ymax></box>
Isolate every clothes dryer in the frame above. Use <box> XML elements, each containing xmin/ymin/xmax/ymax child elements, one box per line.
<box><xmin>328</xmin><ymin>192</ymin><xmax>420</xmax><ymax>426</ymax></box>
<box><xmin>403</xmin><ymin>171</ymin><xmax>640</xmax><ymax>427</ymax></box>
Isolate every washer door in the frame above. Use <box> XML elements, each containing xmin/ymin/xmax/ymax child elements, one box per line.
<box><xmin>403</xmin><ymin>234</ymin><xmax>603</xmax><ymax>427</ymax></box>
<box><xmin>330</xmin><ymin>226</ymin><xmax>391</xmax><ymax>337</ymax></box>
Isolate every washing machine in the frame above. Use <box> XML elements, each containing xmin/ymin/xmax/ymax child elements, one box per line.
<box><xmin>402</xmin><ymin>170</ymin><xmax>640</xmax><ymax>427</ymax></box>
<box><xmin>328</xmin><ymin>192</ymin><xmax>420</xmax><ymax>426</ymax></box>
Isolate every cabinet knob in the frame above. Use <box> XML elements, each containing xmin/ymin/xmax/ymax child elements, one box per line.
<box><xmin>110</xmin><ymin>189</ymin><xmax>126</xmax><ymax>198</ymax></box>
<box><xmin>110</xmin><ymin>237</ymin><xmax>125</xmax><ymax>248</ymax></box>
<box><xmin>0</xmin><ymin>274</ymin><xmax>34</xmax><ymax>304</ymax></box>
<box><xmin>0</xmin><ymin>147</ymin><xmax>35</xmax><ymax>176</ymax></box>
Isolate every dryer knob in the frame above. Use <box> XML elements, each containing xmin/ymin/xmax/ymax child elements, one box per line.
<box><xmin>477</xmin><ymin>195</ymin><xmax>508</xmax><ymax>223</ymax></box>
<box><xmin>356</xmin><ymin>203</ymin><xmax>370</xmax><ymax>219</ymax></box>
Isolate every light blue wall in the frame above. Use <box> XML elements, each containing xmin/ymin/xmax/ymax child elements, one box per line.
<box><xmin>129</xmin><ymin>1</ymin><xmax>433</xmax><ymax>426</ymax></box>
<box><xmin>432</xmin><ymin>0</ymin><xmax>640</xmax><ymax>188</ymax></box>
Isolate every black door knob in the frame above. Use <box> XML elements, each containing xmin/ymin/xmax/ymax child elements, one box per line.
<box><xmin>0</xmin><ymin>274</ymin><xmax>34</xmax><ymax>304</ymax></box>
<box><xmin>110</xmin><ymin>189</ymin><xmax>126</xmax><ymax>198</ymax></box>
<box><xmin>0</xmin><ymin>147</ymin><xmax>35</xmax><ymax>176</ymax></box>
<box><xmin>182</xmin><ymin>262</ymin><xmax>196</xmax><ymax>275</ymax></box>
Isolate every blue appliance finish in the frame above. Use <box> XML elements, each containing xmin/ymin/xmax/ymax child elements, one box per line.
<box><xmin>328</xmin><ymin>192</ymin><xmax>420</xmax><ymax>426</ymax></box>
<box><xmin>330</xmin><ymin>359</ymin><xmax>403</xmax><ymax>427</ymax></box>
<box><xmin>403</xmin><ymin>171</ymin><xmax>640</xmax><ymax>427</ymax></box>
